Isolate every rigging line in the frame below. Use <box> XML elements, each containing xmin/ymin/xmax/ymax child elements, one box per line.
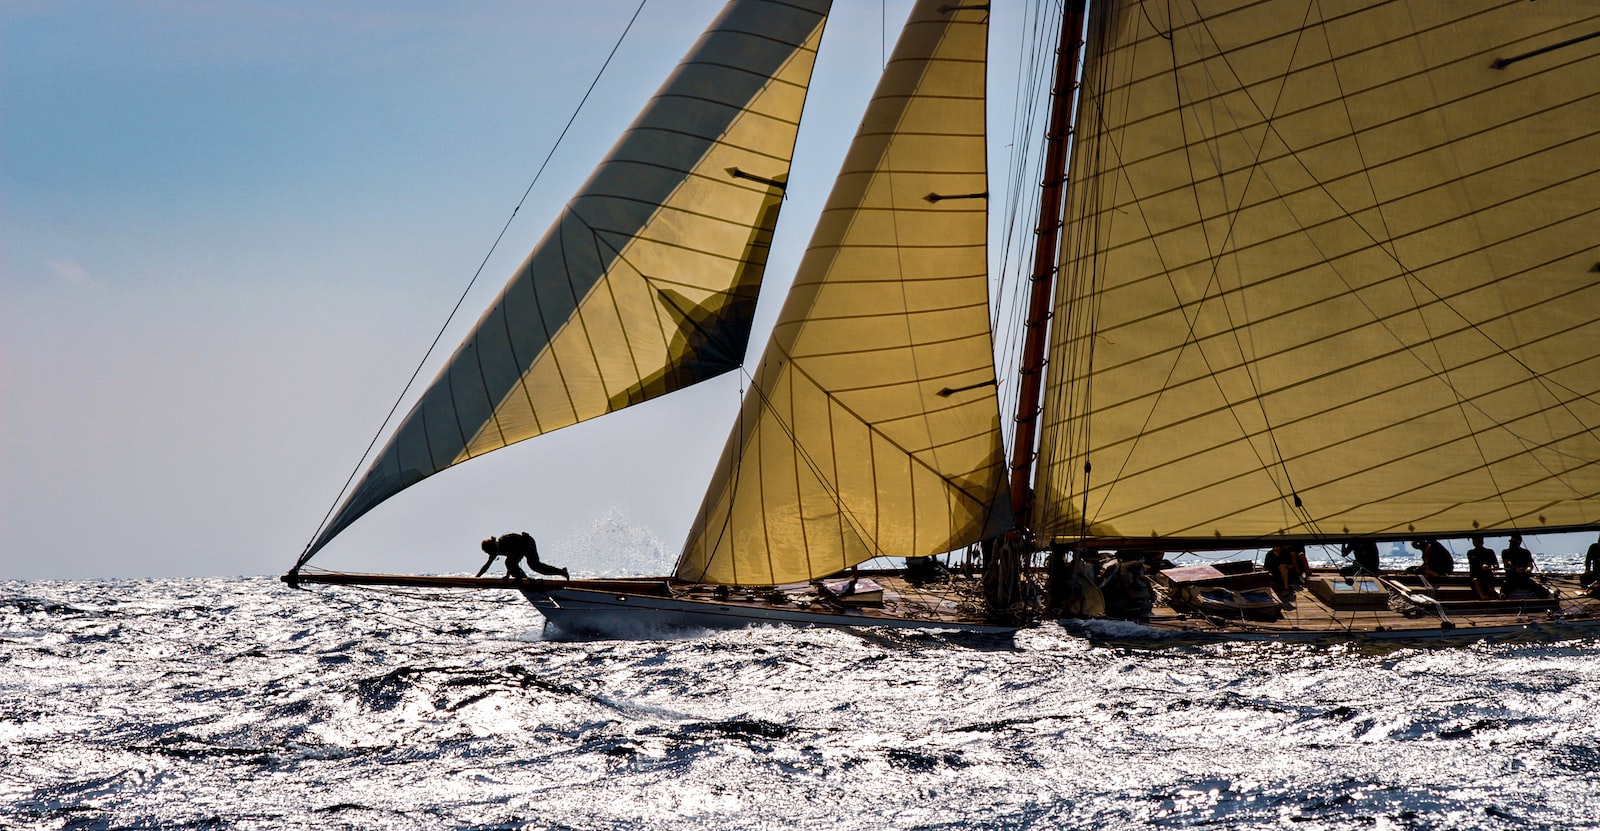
<box><xmin>676</xmin><ymin>360</ymin><xmax>752</xmax><ymax>585</ymax></box>
<box><xmin>1031</xmin><ymin>3</ymin><xmax>1088</xmax><ymax>538</ymax></box>
<box><xmin>994</xmin><ymin>21</ymin><xmax>1026</xmax><ymax>335</ymax></box>
<box><xmin>1072</xmin><ymin>9</ymin><xmax>1110</xmax><ymax>544</ymax></box>
<box><xmin>885</xmin><ymin>43</ymin><xmax>921</xmax><ymax>551</ymax></box>
<box><xmin>301</xmin><ymin>583</ymin><xmax>489</xmax><ymax>640</ymax></box>
<box><xmin>1138</xmin><ymin>0</ymin><xmax>1172</xmax><ymax>41</ymax></box>
<box><xmin>994</xmin><ymin>1</ymin><xmax>1051</xmax><ymax>445</ymax></box>
<box><xmin>1173</xmin><ymin>0</ymin><xmax>1323</xmax><ymax>534</ymax></box>
<box><xmin>1067</xmin><ymin>214</ymin><xmax>1600</xmax><ymax>429</ymax></box>
<box><xmin>1070</xmin><ymin>40</ymin><xmax>1286</xmax><ymax>534</ymax></box>
<box><xmin>295</xmin><ymin>0</ymin><xmax>652</xmax><ymax>569</ymax></box>
<box><xmin>890</xmin><ymin>6</ymin><xmax>991</xmax><ymax>549</ymax></box>
<box><xmin>1345</xmin><ymin>1</ymin><xmax>1523</xmax><ymax>528</ymax></box>
<box><xmin>1091</xmin><ymin>353</ymin><xmax>1600</xmax><ymax>534</ymax></box>
<box><xmin>786</xmin><ymin>358</ymin><xmax>1003</xmax><ymax>511</ymax></box>
<box><xmin>740</xmin><ymin>361</ymin><xmax>890</xmax><ymax>562</ymax></box>
<box><xmin>1003</xmin><ymin>4</ymin><xmax>1059</xmax><ymax>434</ymax></box>
<box><xmin>1143</xmin><ymin>434</ymin><xmax>1600</xmax><ymax>540</ymax></box>
<box><xmin>1072</xmin><ymin>139</ymin><xmax>1100</xmax><ymax>541</ymax></box>
<box><xmin>1048</xmin><ymin>18</ymin><xmax>1105</xmax><ymax>538</ymax></box>
<box><xmin>1182</xmin><ymin>5</ymin><xmax>1600</xmax><ymax>416</ymax></box>
<box><xmin>1178</xmin><ymin>29</ymin><xmax>1600</xmax><ymax>507</ymax></box>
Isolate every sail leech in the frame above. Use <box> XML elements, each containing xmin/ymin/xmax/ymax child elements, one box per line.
<box><xmin>304</xmin><ymin>0</ymin><xmax>835</xmax><ymax>559</ymax></box>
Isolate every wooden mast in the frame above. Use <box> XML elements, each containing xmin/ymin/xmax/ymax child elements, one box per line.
<box><xmin>1008</xmin><ymin>0</ymin><xmax>1086</xmax><ymax>531</ymax></box>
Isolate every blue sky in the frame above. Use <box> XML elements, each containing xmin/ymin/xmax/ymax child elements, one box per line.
<box><xmin>6</xmin><ymin>2</ymin><xmax>1592</xmax><ymax>581</ymax></box>
<box><xmin>1</xmin><ymin>0</ymin><xmax>939</xmax><ymax>579</ymax></box>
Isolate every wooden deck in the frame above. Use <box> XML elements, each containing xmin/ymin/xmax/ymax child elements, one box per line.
<box><xmin>1139</xmin><ymin>568</ymin><xmax>1600</xmax><ymax>640</ymax></box>
<box><xmin>654</xmin><ymin>568</ymin><xmax>1600</xmax><ymax>640</ymax></box>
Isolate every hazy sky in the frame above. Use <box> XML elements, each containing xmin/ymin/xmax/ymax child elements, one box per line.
<box><xmin>6</xmin><ymin>2</ymin><xmax>1592</xmax><ymax>582</ymax></box>
<box><xmin>1</xmin><ymin>0</ymin><xmax>986</xmax><ymax>580</ymax></box>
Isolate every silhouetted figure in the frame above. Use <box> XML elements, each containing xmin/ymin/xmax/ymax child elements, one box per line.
<box><xmin>1500</xmin><ymin>534</ymin><xmax>1545</xmax><ymax>599</ymax></box>
<box><xmin>1465</xmin><ymin>535</ymin><xmax>1499</xmax><ymax>600</ymax></box>
<box><xmin>1099</xmin><ymin>554</ymin><xmax>1153</xmax><ymax>621</ymax></box>
<box><xmin>1340</xmin><ymin>540</ymin><xmax>1381</xmax><ymax>576</ymax></box>
<box><xmin>476</xmin><ymin>532</ymin><xmax>568</xmax><ymax>580</ymax></box>
<box><xmin>1583</xmin><ymin>534</ymin><xmax>1600</xmax><ymax>589</ymax></box>
<box><xmin>1264</xmin><ymin>545</ymin><xmax>1311</xmax><ymax>594</ymax></box>
<box><xmin>1502</xmin><ymin>534</ymin><xmax>1535</xmax><ymax>576</ymax></box>
<box><xmin>1408</xmin><ymin>539</ymin><xmax>1454</xmax><ymax>580</ymax></box>
<box><xmin>905</xmin><ymin>555</ymin><xmax>948</xmax><ymax>585</ymax></box>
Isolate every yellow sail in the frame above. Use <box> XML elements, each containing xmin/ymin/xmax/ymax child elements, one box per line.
<box><xmin>1035</xmin><ymin>0</ymin><xmax>1600</xmax><ymax>545</ymax></box>
<box><xmin>307</xmin><ymin>0</ymin><xmax>832</xmax><ymax>556</ymax></box>
<box><xmin>676</xmin><ymin>0</ymin><xmax>1007</xmax><ymax>586</ymax></box>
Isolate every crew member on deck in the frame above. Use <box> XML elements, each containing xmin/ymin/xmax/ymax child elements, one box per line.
<box><xmin>1500</xmin><ymin>534</ymin><xmax>1544</xmax><ymax>598</ymax></box>
<box><xmin>1098</xmin><ymin>553</ymin><xmax>1153</xmax><ymax>621</ymax></box>
<box><xmin>1466</xmin><ymin>535</ymin><xmax>1499</xmax><ymax>600</ymax></box>
<box><xmin>1340</xmin><ymin>539</ymin><xmax>1381</xmax><ymax>576</ymax></box>
<box><xmin>1502</xmin><ymin>535</ymin><xmax>1535</xmax><ymax>576</ymax></box>
<box><xmin>1264</xmin><ymin>545</ymin><xmax>1311</xmax><ymax>601</ymax></box>
<box><xmin>1408</xmin><ymin>539</ymin><xmax>1454</xmax><ymax>580</ymax></box>
<box><xmin>477</xmin><ymin>532</ymin><xmax>569</xmax><ymax>581</ymax></box>
<box><xmin>1583</xmin><ymin>533</ymin><xmax>1600</xmax><ymax>589</ymax></box>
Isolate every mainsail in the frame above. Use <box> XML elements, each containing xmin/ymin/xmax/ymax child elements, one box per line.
<box><xmin>1034</xmin><ymin>0</ymin><xmax>1600</xmax><ymax>545</ymax></box>
<box><xmin>675</xmin><ymin>0</ymin><xmax>1008</xmax><ymax>586</ymax></box>
<box><xmin>304</xmin><ymin>0</ymin><xmax>833</xmax><ymax>557</ymax></box>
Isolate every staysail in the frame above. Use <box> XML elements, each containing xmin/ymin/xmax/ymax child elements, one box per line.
<box><xmin>303</xmin><ymin>0</ymin><xmax>833</xmax><ymax>558</ymax></box>
<box><xmin>1034</xmin><ymin>0</ymin><xmax>1600</xmax><ymax>545</ymax></box>
<box><xmin>675</xmin><ymin>0</ymin><xmax>1008</xmax><ymax>586</ymax></box>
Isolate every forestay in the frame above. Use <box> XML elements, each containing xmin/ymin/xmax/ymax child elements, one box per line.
<box><xmin>676</xmin><ymin>0</ymin><xmax>1008</xmax><ymax>586</ymax></box>
<box><xmin>1034</xmin><ymin>0</ymin><xmax>1600</xmax><ymax>545</ymax></box>
<box><xmin>305</xmin><ymin>0</ymin><xmax>833</xmax><ymax>557</ymax></box>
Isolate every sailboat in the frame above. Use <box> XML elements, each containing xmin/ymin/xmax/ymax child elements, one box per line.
<box><xmin>286</xmin><ymin>0</ymin><xmax>1600</xmax><ymax>641</ymax></box>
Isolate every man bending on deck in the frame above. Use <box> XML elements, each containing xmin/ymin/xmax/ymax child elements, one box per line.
<box><xmin>477</xmin><ymin>532</ymin><xmax>570</xmax><ymax>581</ymax></box>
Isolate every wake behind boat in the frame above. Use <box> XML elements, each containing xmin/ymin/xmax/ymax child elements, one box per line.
<box><xmin>286</xmin><ymin>0</ymin><xmax>1600</xmax><ymax>643</ymax></box>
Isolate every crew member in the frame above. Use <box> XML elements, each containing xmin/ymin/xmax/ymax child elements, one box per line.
<box><xmin>476</xmin><ymin>532</ymin><xmax>569</xmax><ymax>580</ymax></box>
<box><xmin>1264</xmin><ymin>545</ymin><xmax>1311</xmax><ymax>593</ymax></box>
<box><xmin>1408</xmin><ymin>539</ymin><xmax>1454</xmax><ymax>580</ymax></box>
<box><xmin>1500</xmin><ymin>534</ymin><xmax>1544</xmax><ymax>598</ymax></box>
<box><xmin>1340</xmin><ymin>539</ymin><xmax>1381</xmax><ymax>576</ymax></box>
<box><xmin>1465</xmin><ymin>535</ymin><xmax>1499</xmax><ymax>600</ymax></box>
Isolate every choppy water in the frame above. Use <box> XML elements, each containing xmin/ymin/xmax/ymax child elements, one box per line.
<box><xmin>4</xmin><ymin>575</ymin><xmax>1599</xmax><ymax>830</ymax></box>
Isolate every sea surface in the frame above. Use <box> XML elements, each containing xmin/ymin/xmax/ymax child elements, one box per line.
<box><xmin>4</xmin><ymin>563</ymin><xmax>1600</xmax><ymax>830</ymax></box>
